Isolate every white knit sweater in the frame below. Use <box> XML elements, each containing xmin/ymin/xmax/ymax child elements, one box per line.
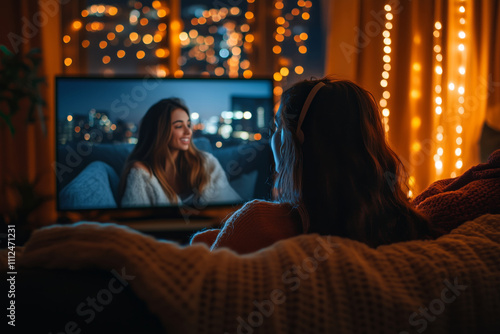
<box><xmin>121</xmin><ymin>152</ymin><xmax>241</xmax><ymax>207</ymax></box>
<box><xmin>10</xmin><ymin>214</ymin><xmax>500</xmax><ymax>333</ymax></box>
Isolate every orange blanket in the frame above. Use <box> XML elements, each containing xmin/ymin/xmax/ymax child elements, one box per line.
<box><xmin>414</xmin><ymin>149</ymin><xmax>500</xmax><ymax>234</ymax></box>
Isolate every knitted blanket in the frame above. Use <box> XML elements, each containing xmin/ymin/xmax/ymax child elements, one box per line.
<box><xmin>414</xmin><ymin>149</ymin><xmax>500</xmax><ymax>234</ymax></box>
<box><xmin>13</xmin><ymin>214</ymin><xmax>500</xmax><ymax>333</ymax></box>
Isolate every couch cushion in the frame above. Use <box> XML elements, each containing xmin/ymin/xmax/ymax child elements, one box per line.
<box><xmin>59</xmin><ymin>161</ymin><xmax>120</xmax><ymax>210</ymax></box>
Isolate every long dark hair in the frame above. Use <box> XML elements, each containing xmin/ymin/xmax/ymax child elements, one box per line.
<box><xmin>118</xmin><ymin>98</ymin><xmax>210</xmax><ymax>205</ymax></box>
<box><xmin>274</xmin><ymin>77</ymin><xmax>436</xmax><ymax>247</ymax></box>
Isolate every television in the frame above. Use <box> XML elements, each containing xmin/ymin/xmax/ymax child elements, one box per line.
<box><xmin>55</xmin><ymin>76</ymin><xmax>275</xmax><ymax>224</ymax></box>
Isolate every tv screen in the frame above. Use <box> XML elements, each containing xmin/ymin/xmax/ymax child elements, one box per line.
<box><xmin>55</xmin><ymin>76</ymin><xmax>274</xmax><ymax>218</ymax></box>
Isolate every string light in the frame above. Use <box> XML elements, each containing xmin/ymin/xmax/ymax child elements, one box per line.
<box><xmin>453</xmin><ymin>2</ymin><xmax>467</xmax><ymax>177</ymax></box>
<box><xmin>380</xmin><ymin>4</ymin><xmax>393</xmax><ymax>135</ymax></box>
<box><xmin>433</xmin><ymin>20</ymin><xmax>444</xmax><ymax>175</ymax></box>
<box><xmin>272</xmin><ymin>0</ymin><xmax>311</xmax><ymax>100</ymax></box>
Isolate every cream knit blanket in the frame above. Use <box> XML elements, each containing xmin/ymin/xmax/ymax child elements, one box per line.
<box><xmin>12</xmin><ymin>214</ymin><xmax>500</xmax><ymax>333</ymax></box>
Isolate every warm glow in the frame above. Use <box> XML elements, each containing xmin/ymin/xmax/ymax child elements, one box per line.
<box><xmin>81</xmin><ymin>40</ymin><xmax>90</xmax><ymax>48</ymax></box>
<box><xmin>276</xmin><ymin>17</ymin><xmax>285</xmax><ymax>25</ymax></box>
<box><xmin>136</xmin><ymin>50</ymin><xmax>146</xmax><ymax>59</ymax></box>
<box><xmin>280</xmin><ymin>67</ymin><xmax>289</xmax><ymax>76</ymax></box>
<box><xmin>143</xmin><ymin>34</ymin><xmax>153</xmax><ymax>44</ymax></box>
<box><xmin>273</xmin><ymin>45</ymin><xmax>282</xmax><ymax>54</ymax></box>
<box><xmin>115</xmin><ymin>24</ymin><xmax>124</xmax><ymax>33</ymax></box>
<box><xmin>64</xmin><ymin>58</ymin><xmax>72</xmax><ymax>66</ymax></box>
<box><xmin>298</xmin><ymin>45</ymin><xmax>307</xmax><ymax>54</ymax></box>
<box><xmin>174</xmin><ymin>70</ymin><xmax>184</xmax><ymax>78</ymax></box>
<box><xmin>72</xmin><ymin>20</ymin><xmax>82</xmax><ymax>30</ymax></box>
<box><xmin>295</xmin><ymin>66</ymin><xmax>304</xmax><ymax>74</ymax></box>
<box><xmin>435</xmin><ymin>106</ymin><xmax>442</xmax><ymax>115</ymax></box>
<box><xmin>456</xmin><ymin>137</ymin><xmax>462</xmax><ymax>145</ymax></box>
<box><xmin>107</xmin><ymin>32</ymin><xmax>116</xmax><ymax>41</ymax></box>
<box><xmin>274</xmin><ymin>86</ymin><xmax>283</xmax><ymax>96</ymax></box>
<box><xmin>179</xmin><ymin>32</ymin><xmax>189</xmax><ymax>41</ymax></box>
<box><xmin>243</xmin><ymin>70</ymin><xmax>253</xmax><ymax>78</ymax></box>
<box><xmin>117</xmin><ymin>50</ymin><xmax>126</xmax><ymax>58</ymax></box>
<box><xmin>157</xmin><ymin>9</ymin><xmax>167</xmax><ymax>18</ymax></box>
<box><xmin>302</xmin><ymin>12</ymin><xmax>310</xmax><ymax>20</ymax></box>
<box><xmin>102</xmin><ymin>56</ymin><xmax>111</xmax><ymax>64</ymax></box>
<box><xmin>81</xmin><ymin>10</ymin><xmax>89</xmax><ymax>17</ymax></box>
<box><xmin>410</xmin><ymin>89</ymin><xmax>422</xmax><ymax>99</ymax></box>
<box><xmin>455</xmin><ymin>148</ymin><xmax>462</xmax><ymax>156</ymax></box>
<box><xmin>275</xmin><ymin>2</ymin><xmax>284</xmax><ymax>9</ymax></box>
<box><xmin>277</xmin><ymin>26</ymin><xmax>285</xmax><ymax>35</ymax></box>
<box><xmin>412</xmin><ymin>142</ymin><xmax>421</xmax><ymax>152</ymax></box>
<box><xmin>449</xmin><ymin>83</ymin><xmax>455</xmax><ymax>90</ymax></box>
<box><xmin>411</xmin><ymin>117</ymin><xmax>421</xmax><ymax>129</ymax></box>
<box><xmin>245</xmin><ymin>11</ymin><xmax>254</xmax><ymax>20</ymax></box>
<box><xmin>155</xmin><ymin>49</ymin><xmax>166</xmax><ymax>58</ymax></box>
<box><xmin>108</xmin><ymin>6</ymin><xmax>118</xmax><ymax>16</ymax></box>
<box><xmin>245</xmin><ymin>34</ymin><xmax>255</xmax><ymax>43</ymax></box>
<box><xmin>67</xmin><ymin>115</ymin><xmax>73</xmax><ymax>122</ymax></box>
<box><xmin>214</xmin><ymin>67</ymin><xmax>225</xmax><ymax>76</ymax></box>
<box><xmin>158</xmin><ymin>23</ymin><xmax>167</xmax><ymax>31</ymax></box>
<box><xmin>152</xmin><ymin>1</ymin><xmax>161</xmax><ymax>9</ymax></box>
<box><xmin>63</xmin><ymin>35</ymin><xmax>71</xmax><ymax>43</ymax></box>
<box><xmin>273</xmin><ymin>72</ymin><xmax>282</xmax><ymax>81</ymax></box>
<box><xmin>382</xmin><ymin>108</ymin><xmax>390</xmax><ymax>117</ymax></box>
<box><xmin>435</xmin><ymin>65</ymin><xmax>443</xmax><ymax>74</ymax></box>
<box><xmin>459</xmin><ymin>6</ymin><xmax>465</xmax><ymax>13</ymax></box>
<box><xmin>456</xmin><ymin>125</ymin><xmax>463</xmax><ymax>134</ymax></box>
<box><xmin>458</xmin><ymin>44</ymin><xmax>465</xmax><ymax>51</ymax></box>
<box><xmin>456</xmin><ymin>160</ymin><xmax>463</xmax><ymax>169</ymax></box>
<box><xmin>99</xmin><ymin>41</ymin><xmax>108</xmax><ymax>49</ymax></box>
<box><xmin>459</xmin><ymin>66</ymin><xmax>466</xmax><ymax>75</ymax></box>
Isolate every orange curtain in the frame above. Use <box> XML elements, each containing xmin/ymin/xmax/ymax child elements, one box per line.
<box><xmin>0</xmin><ymin>0</ymin><xmax>62</xmax><ymax>227</ymax></box>
<box><xmin>324</xmin><ymin>0</ymin><xmax>500</xmax><ymax>195</ymax></box>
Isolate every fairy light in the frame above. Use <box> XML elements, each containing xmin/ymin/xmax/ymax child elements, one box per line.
<box><xmin>453</xmin><ymin>1</ymin><xmax>467</xmax><ymax>177</ymax></box>
<box><xmin>272</xmin><ymin>0</ymin><xmax>311</xmax><ymax>99</ymax></box>
<box><xmin>380</xmin><ymin>4</ymin><xmax>393</xmax><ymax>135</ymax></box>
<box><xmin>433</xmin><ymin>20</ymin><xmax>444</xmax><ymax>175</ymax></box>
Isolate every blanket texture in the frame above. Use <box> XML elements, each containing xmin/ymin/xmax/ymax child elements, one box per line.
<box><xmin>12</xmin><ymin>214</ymin><xmax>500</xmax><ymax>334</ymax></box>
<box><xmin>414</xmin><ymin>149</ymin><xmax>500</xmax><ymax>234</ymax></box>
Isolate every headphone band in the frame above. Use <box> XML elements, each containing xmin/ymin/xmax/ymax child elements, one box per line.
<box><xmin>296</xmin><ymin>82</ymin><xmax>325</xmax><ymax>144</ymax></box>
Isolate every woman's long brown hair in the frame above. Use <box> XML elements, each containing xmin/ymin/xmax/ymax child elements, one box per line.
<box><xmin>274</xmin><ymin>78</ymin><xmax>438</xmax><ymax>247</ymax></box>
<box><xmin>118</xmin><ymin>98</ymin><xmax>210</xmax><ymax>205</ymax></box>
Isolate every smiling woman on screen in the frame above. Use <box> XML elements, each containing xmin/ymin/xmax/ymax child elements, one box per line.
<box><xmin>118</xmin><ymin>98</ymin><xmax>241</xmax><ymax>208</ymax></box>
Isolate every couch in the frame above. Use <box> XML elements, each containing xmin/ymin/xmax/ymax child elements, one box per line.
<box><xmin>57</xmin><ymin>138</ymin><xmax>272</xmax><ymax>210</ymax></box>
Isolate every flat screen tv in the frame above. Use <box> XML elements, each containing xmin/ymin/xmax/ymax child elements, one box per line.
<box><xmin>55</xmin><ymin>76</ymin><xmax>274</xmax><ymax>222</ymax></box>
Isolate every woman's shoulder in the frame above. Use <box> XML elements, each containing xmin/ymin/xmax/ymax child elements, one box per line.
<box><xmin>130</xmin><ymin>161</ymin><xmax>151</xmax><ymax>174</ymax></box>
<box><xmin>237</xmin><ymin>199</ymin><xmax>297</xmax><ymax>217</ymax></box>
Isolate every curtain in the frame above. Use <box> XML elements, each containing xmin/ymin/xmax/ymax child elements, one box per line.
<box><xmin>0</xmin><ymin>0</ymin><xmax>62</xmax><ymax>228</ymax></box>
<box><xmin>324</xmin><ymin>0</ymin><xmax>500</xmax><ymax>195</ymax></box>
